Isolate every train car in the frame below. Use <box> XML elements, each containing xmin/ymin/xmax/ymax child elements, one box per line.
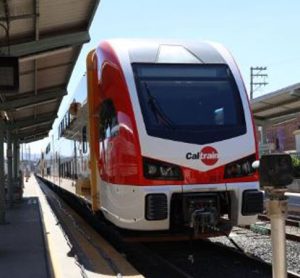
<box><xmin>38</xmin><ymin>39</ymin><xmax>263</xmax><ymax>237</ymax></box>
<box><xmin>40</xmin><ymin>76</ymin><xmax>90</xmax><ymax>197</ymax></box>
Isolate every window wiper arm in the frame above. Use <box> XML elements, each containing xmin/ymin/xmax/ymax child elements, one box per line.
<box><xmin>143</xmin><ymin>83</ymin><xmax>175</xmax><ymax>128</ymax></box>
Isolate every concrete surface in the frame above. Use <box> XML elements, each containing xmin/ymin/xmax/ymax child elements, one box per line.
<box><xmin>0</xmin><ymin>195</ymin><xmax>50</xmax><ymax>278</ymax></box>
<box><xmin>0</xmin><ymin>175</ymin><xmax>143</xmax><ymax>278</ymax></box>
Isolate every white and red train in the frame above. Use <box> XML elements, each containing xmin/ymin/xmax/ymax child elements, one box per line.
<box><xmin>37</xmin><ymin>39</ymin><xmax>263</xmax><ymax>237</ymax></box>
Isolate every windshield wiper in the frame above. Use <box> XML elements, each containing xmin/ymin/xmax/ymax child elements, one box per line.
<box><xmin>143</xmin><ymin>82</ymin><xmax>175</xmax><ymax>129</ymax></box>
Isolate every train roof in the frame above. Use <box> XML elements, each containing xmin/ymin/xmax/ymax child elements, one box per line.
<box><xmin>102</xmin><ymin>39</ymin><xmax>227</xmax><ymax>64</ymax></box>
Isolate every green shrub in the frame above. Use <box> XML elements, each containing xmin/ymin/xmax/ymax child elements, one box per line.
<box><xmin>291</xmin><ymin>156</ymin><xmax>300</xmax><ymax>178</ymax></box>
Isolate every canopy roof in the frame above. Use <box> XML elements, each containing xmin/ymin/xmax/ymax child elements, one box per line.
<box><xmin>0</xmin><ymin>0</ymin><xmax>100</xmax><ymax>143</ymax></box>
<box><xmin>251</xmin><ymin>83</ymin><xmax>300</xmax><ymax>125</ymax></box>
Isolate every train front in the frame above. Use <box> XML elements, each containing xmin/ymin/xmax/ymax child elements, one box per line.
<box><xmin>95</xmin><ymin>40</ymin><xmax>263</xmax><ymax>236</ymax></box>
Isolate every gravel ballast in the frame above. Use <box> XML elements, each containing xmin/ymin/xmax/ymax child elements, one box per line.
<box><xmin>210</xmin><ymin>226</ymin><xmax>300</xmax><ymax>274</ymax></box>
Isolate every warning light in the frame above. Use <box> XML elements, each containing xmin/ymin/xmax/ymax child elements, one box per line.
<box><xmin>259</xmin><ymin>154</ymin><xmax>293</xmax><ymax>188</ymax></box>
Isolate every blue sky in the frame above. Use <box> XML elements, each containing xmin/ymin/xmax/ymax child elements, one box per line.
<box><xmin>28</xmin><ymin>0</ymin><xmax>300</xmax><ymax>154</ymax></box>
<box><xmin>77</xmin><ymin>0</ymin><xmax>300</xmax><ymax>95</ymax></box>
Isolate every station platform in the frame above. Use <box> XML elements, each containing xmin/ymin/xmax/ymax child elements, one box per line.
<box><xmin>0</xmin><ymin>175</ymin><xmax>142</xmax><ymax>278</ymax></box>
<box><xmin>0</xmin><ymin>182</ymin><xmax>50</xmax><ymax>277</ymax></box>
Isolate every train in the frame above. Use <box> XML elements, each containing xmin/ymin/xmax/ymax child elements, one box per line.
<box><xmin>37</xmin><ymin>39</ymin><xmax>263</xmax><ymax>238</ymax></box>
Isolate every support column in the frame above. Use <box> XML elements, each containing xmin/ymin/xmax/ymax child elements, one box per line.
<box><xmin>13</xmin><ymin>137</ymin><xmax>18</xmax><ymax>179</ymax></box>
<box><xmin>6</xmin><ymin>130</ymin><xmax>13</xmax><ymax>207</ymax></box>
<box><xmin>0</xmin><ymin>119</ymin><xmax>6</xmax><ymax>224</ymax></box>
<box><xmin>13</xmin><ymin>137</ymin><xmax>22</xmax><ymax>200</ymax></box>
<box><xmin>260</xmin><ymin>123</ymin><xmax>268</xmax><ymax>145</ymax></box>
<box><xmin>259</xmin><ymin>122</ymin><xmax>275</xmax><ymax>154</ymax></box>
<box><xmin>17</xmin><ymin>140</ymin><xmax>23</xmax><ymax>193</ymax></box>
<box><xmin>293</xmin><ymin>130</ymin><xmax>300</xmax><ymax>152</ymax></box>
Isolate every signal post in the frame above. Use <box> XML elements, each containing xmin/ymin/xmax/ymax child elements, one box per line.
<box><xmin>259</xmin><ymin>154</ymin><xmax>293</xmax><ymax>278</ymax></box>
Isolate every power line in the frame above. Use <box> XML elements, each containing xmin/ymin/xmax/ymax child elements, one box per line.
<box><xmin>250</xmin><ymin>66</ymin><xmax>268</xmax><ymax>99</ymax></box>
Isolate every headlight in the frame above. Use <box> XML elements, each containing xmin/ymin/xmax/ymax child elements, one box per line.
<box><xmin>224</xmin><ymin>154</ymin><xmax>256</xmax><ymax>178</ymax></box>
<box><xmin>143</xmin><ymin>157</ymin><xmax>183</xmax><ymax>180</ymax></box>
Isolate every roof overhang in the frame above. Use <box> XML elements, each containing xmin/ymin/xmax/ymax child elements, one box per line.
<box><xmin>251</xmin><ymin>83</ymin><xmax>300</xmax><ymax>125</ymax></box>
<box><xmin>0</xmin><ymin>0</ymin><xmax>100</xmax><ymax>143</ymax></box>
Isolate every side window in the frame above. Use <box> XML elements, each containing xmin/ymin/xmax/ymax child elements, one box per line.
<box><xmin>99</xmin><ymin>99</ymin><xmax>119</xmax><ymax>140</ymax></box>
<box><xmin>46</xmin><ymin>143</ymin><xmax>51</xmax><ymax>154</ymax></box>
<box><xmin>82</xmin><ymin>126</ymin><xmax>87</xmax><ymax>153</ymax></box>
<box><xmin>65</xmin><ymin>112</ymin><xmax>70</xmax><ymax>128</ymax></box>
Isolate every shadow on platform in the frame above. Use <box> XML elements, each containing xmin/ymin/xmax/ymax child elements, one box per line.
<box><xmin>0</xmin><ymin>197</ymin><xmax>50</xmax><ymax>278</ymax></box>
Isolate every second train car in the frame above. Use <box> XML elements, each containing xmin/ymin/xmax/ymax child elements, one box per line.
<box><xmin>38</xmin><ymin>39</ymin><xmax>263</xmax><ymax>237</ymax></box>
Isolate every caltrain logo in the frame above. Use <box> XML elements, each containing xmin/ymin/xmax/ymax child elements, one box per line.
<box><xmin>186</xmin><ymin>146</ymin><xmax>219</xmax><ymax>166</ymax></box>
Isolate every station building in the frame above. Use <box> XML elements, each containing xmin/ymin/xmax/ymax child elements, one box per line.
<box><xmin>251</xmin><ymin>83</ymin><xmax>300</xmax><ymax>154</ymax></box>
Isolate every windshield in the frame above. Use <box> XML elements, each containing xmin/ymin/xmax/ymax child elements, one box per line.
<box><xmin>133</xmin><ymin>63</ymin><xmax>246</xmax><ymax>145</ymax></box>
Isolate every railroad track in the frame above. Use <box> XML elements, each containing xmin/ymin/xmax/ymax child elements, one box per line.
<box><xmin>207</xmin><ymin>239</ymin><xmax>299</xmax><ymax>278</ymax></box>
<box><xmin>36</xmin><ymin>177</ymin><xmax>195</xmax><ymax>277</ymax></box>
<box><xmin>35</xmin><ymin>176</ymin><xmax>300</xmax><ymax>277</ymax></box>
<box><xmin>37</xmin><ymin>178</ymin><xmax>126</xmax><ymax>277</ymax></box>
<box><xmin>258</xmin><ymin>214</ymin><xmax>300</xmax><ymax>227</ymax></box>
<box><xmin>211</xmin><ymin>225</ymin><xmax>300</xmax><ymax>277</ymax></box>
<box><xmin>290</xmin><ymin>215</ymin><xmax>300</xmax><ymax>222</ymax></box>
<box><xmin>128</xmin><ymin>234</ymin><xmax>300</xmax><ymax>278</ymax></box>
<box><xmin>129</xmin><ymin>238</ymin><xmax>299</xmax><ymax>278</ymax></box>
<box><xmin>138</xmin><ymin>240</ymin><xmax>272</xmax><ymax>278</ymax></box>
<box><xmin>247</xmin><ymin>214</ymin><xmax>300</xmax><ymax>242</ymax></box>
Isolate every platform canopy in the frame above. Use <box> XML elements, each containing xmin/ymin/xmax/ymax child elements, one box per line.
<box><xmin>0</xmin><ymin>0</ymin><xmax>100</xmax><ymax>143</ymax></box>
<box><xmin>251</xmin><ymin>83</ymin><xmax>300</xmax><ymax>126</ymax></box>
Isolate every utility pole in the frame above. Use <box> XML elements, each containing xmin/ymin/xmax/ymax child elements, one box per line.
<box><xmin>250</xmin><ymin>66</ymin><xmax>268</xmax><ymax>99</ymax></box>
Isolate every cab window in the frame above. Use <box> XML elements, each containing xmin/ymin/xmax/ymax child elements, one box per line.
<box><xmin>82</xmin><ymin>126</ymin><xmax>88</xmax><ymax>153</ymax></box>
<box><xmin>99</xmin><ymin>99</ymin><xmax>118</xmax><ymax>140</ymax></box>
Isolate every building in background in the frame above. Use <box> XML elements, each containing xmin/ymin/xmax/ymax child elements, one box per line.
<box><xmin>251</xmin><ymin>83</ymin><xmax>300</xmax><ymax>154</ymax></box>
